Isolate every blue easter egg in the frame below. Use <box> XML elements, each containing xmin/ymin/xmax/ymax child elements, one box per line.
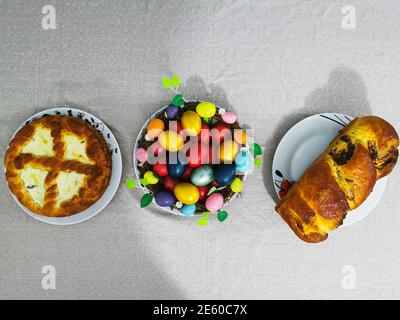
<box><xmin>155</xmin><ymin>191</ymin><xmax>176</xmax><ymax>207</ymax></box>
<box><xmin>214</xmin><ymin>164</ymin><xmax>236</xmax><ymax>186</ymax></box>
<box><xmin>235</xmin><ymin>151</ymin><xmax>248</xmax><ymax>166</ymax></box>
<box><xmin>190</xmin><ymin>165</ymin><xmax>213</xmax><ymax>186</ymax></box>
<box><xmin>235</xmin><ymin>152</ymin><xmax>253</xmax><ymax>173</ymax></box>
<box><xmin>182</xmin><ymin>204</ymin><xmax>196</xmax><ymax>216</ymax></box>
<box><xmin>167</xmin><ymin>153</ymin><xmax>187</xmax><ymax>179</ymax></box>
<box><xmin>166</xmin><ymin>104</ymin><xmax>179</xmax><ymax>119</ymax></box>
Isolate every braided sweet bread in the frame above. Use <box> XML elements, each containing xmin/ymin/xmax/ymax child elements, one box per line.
<box><xmin>5</xmin><ymin>115</ymin><xmax>112</xmax><ymax>217</ymax></box>
<box><xmin>275</xmin><ymin>116</ymin><xmax>399</xmax><ymax>243</ymax></box>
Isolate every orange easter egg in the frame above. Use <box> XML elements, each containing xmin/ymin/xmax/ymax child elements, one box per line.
<box><xmin>147</xmin><ymin>118</ymin><xmax>165</xmax><ymax>139</ymax></box>
<box><xmin>234</xmin><ymin>129</ymin><xmax>247</xmax><ymax>145</ymax></box>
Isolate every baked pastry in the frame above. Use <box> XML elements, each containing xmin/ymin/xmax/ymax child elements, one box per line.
<box><xmin>275</xmin><ymin>116</ymin><xmax>399</xmax><ymax>243</ymax></box>
<box><xmin>5</xmin><ymin>115</ymin><xmax>112</xmax><ymax>217</ymax></box>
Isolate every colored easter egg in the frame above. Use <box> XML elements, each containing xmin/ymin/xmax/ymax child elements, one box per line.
<box><xmin>233</xmin><ymin>129</ymin><xmax>247</xmax><ymax>145</ymax></box>
<box><xmin>147</xmin><ymin>118</ymin><xmax>165</xmax><ymax>139</ymax></box>
<box><xmin>211</xmin><ymin>123</ymin><xmax>231</xmax><ymax>143</ymax></box>
<box><xmin>205</xmin><ymin>193</ymin><xmax>224</xmax><ymax>213</ymax></box>
<box><xmin>197</xmin><ymin>185</ymin><xmax>210</xmax><ymax>201</ymax></box>
<box><xmin>196</xmin><ymin>102</ymin><xmax>216</xmax><ymax>118</ymax></box>
<box><xmin>235</xmin><ymin>151</ymin><xmax>249</xmax><ymax>167</ymax></box>
<box><xmin>230</xmin><ymin>177</ymin><xmax>243</xmax><ymax>193</ymax></box>
<box><xmin>220</xmin><ymin>140</ymin><xmax>239</xmax><ymax>163</ymax></box>
<box><xmin>182</xmin><ymin>111</ymin><xmax>201</xmax><ymax>136</ymax></box>
<box><xmin>188</xmin><ymin>143</ymin><xmax>210</xmax><ymax>168</ymax></box>
<box><xmin>153</xmin><ymin>161</ymin><xmax>168</xmax><ymax>177</ymax></box>
<box><xmin>198</xmin><ymin>123</ymin><xmax>210</xmax><ymax>143</ymax></box>
<box><xmin>214</xmin><ymin>164</ymin><xmax>236</xmax><ymax>186</ymax></box>
<box><xmin>173</xmin><ymin>183</ymin><xmax>200</xmax><ymax>205</ymax></box>
<box><xmin>163</xmin><ymin>175</ymin><xmax>179</xmax><ymax>191</ymax></box>
<box><xmin>155</xmin><ymin>191</ymin><xmax>176</xmax><ymax>207</ymax></box>
<box><xmin>190</xmin><ymin>165</ymin><xmax>213</xmax><ymax>186</ymax></box>
<box><xmin>144</xmin><ymin>171</ymin><xmax>158</xmax><ymax>184</ymax></box>
<box><xmin>221</xmin><ymin>111</ymin><xmax>237</xmax><ymax>124</ymax></box>
<box><xmin>166</xmin><ymin>104</ymin><xmax>179</xmax><ymax>119</ymax></box>
<box><xmin>167</xmin><ymin>157</ymin><xmax>186</xmax><ymax>180</ymax></box>
<box><xmin>235</xmin><ymin>152</ymin><xmax>253</xmax><ymax>173</ymax></box>
<box><xmin>158</xmin><ymin>130</ymin><xmax>184</xmax><ymax>152</ymax></box>
<box><xmin>182</xmin><ymin>166</ymin><xmax>193</xmax><ymax>180</ymax></box>
<box><xmin>182</xmin><ymin>204</ymin><xmax>196</xmax><ymax>216</ymax></box>
<box><xmin>135</xmin><ymin>147</ymin><xmax>148</xmax><ymax>163</ymax></box>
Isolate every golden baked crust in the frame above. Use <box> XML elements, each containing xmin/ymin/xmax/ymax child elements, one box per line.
<box><xmin>275</xmin><ymin>116</ymin><xmax>399</xmax><ymax>243</ymax></box>
<box><xmin>5</xmin><ymin>115</ymin><xmax>112</xmax><ymax>217</ymax></box>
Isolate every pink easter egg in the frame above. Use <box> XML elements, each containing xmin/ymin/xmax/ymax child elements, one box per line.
<box><xmin>135</xmin><ymin>147</ymin><xmax>148</xmax><ymax>163</ymax></box>
<box><xmin>221</xmin><ymin>111</ymin><xmax>237</xmax><ymax>124</ymax></box>
<box><xmin>205</xmin><ymin>193</ymin><xmax>224</xmax><ymax>213</ymax></box>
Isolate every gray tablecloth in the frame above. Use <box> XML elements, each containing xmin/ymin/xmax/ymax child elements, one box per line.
<box><xmin>1</xmin><ymin>0</ymin><xmax>399</xmax><ymax>299</ymax></box>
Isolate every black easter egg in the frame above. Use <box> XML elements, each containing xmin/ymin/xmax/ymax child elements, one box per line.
<box><xmin>167</xmin><ymin>154</ymin><xmax>187</xmax><ymax>179</ymax></box>
<box><xmin>214</xmin><ymin>164</ymin><xmax>236</xmax><ymax>186</ymax></box>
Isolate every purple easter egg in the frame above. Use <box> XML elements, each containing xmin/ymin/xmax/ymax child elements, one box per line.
<box><xmin>166</xmin><ymin>104</ymin><xmax>179</xmax><ymax>119</ymax></box>
<box><xmin>155</xmin><ymin>191</ymin><xmax>176</xmax><ymax>207</ymax></box>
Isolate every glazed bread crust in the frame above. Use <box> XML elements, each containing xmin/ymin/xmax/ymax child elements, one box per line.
<box><xmin>5</xmin><ymin>115</ymin><xmax>112</xmax><ymax>217</ymax></box>
<box><xmin>275</xmin><ymin>116</ymin><xmax>399</xmax><ymax>243</ymax></box>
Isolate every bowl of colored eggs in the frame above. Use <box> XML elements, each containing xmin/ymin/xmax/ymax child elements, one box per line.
<box><xmin>133</xmin><ymin>99</ymin><xmax>253</xmax><ymax>216</ymax></box>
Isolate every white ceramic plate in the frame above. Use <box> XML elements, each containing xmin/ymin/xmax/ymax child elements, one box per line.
<box><xmin>272</xmin><ymin>113</ymin><xmax>387</xmax><ymax>227</ymax></box>
<box><xmin>133</xmin><ymin>102</ymin><xmax>247</xmax><ymax>216</ymax></box>
<box><xmin>5</xmin><ymin>107</ymin><xmax>122</xmax><ymax>225</ymax></box>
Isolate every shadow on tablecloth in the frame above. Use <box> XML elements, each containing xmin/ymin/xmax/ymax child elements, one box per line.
<box><xmin>263</xmin><ymin>66</ymin><xmax>372</xmax><ymax>203</ymax></box>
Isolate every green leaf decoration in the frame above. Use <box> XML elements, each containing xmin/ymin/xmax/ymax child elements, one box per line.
<box><xmin>170</xmin><ymin>74</ymin><xmax>181</xmax><ymax>88</ymax></box>
<box><xmin>255</xmin><ymin>156</ymin><xmax>262</xmax><ymax>169</ymax></box>
<box><xmin>203</xmin><ymin>117</ymin><xmax>210</xmax><ymax>124</ymax></box>
<box><xmin>217</xmin><ymin>210</ymin><xmax>228</xmax><ymax>222</ymax></box>
<box><xmin>162</xmin><ymin>77</ymin><xmax>172</xmax><ymax>89</ymax></box>
<box><xmin>207</xmin><ymin>186</ymin><xmax>217</xmax><ymax>196</ymax></box>
<box><xmin>250</xmin><ymin>143</ymin><xmax>262</xmax><ymax>157</ymax></box>
<box><xmin>197</xmin><ymin>217</ymin><xmax>208</xmax><ymax>226</ymax></box>
<box><xmin>140</xmin><ymin>193</ymin><xmax>153</xmax><ymax>208</ymax></box>
<box><xmin>197</xmin><ymin>212</ymin><xmax>210</xmax><ymax>226</ymax></box>
<box><xmin>171</xmin><ymin>94</ymin><xmax>184</xmax><ymax>107</ymax></box>
<box><xmin>125</xmin><ymin>178</ymin><xmax>137</xmax><ymax>189</ymax></box>
<box><xmin>140</xmin><ymin>178</ymin><xmax>149</xmax><ymax>186</ymax></box>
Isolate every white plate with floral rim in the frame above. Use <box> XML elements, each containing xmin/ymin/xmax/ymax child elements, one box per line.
<box><xmin>272</xmin><ymin>113</ymin><xmax>387</xmax><ymax>227</ymax></box>
<box><xmin>132</xmin><ymin>102</ymin><xmax>248</xmax><ymax>217</ymax></box>
<box><xmin>5</xmin><ymin>107</ymin><xmax>122</xmax><ymax>225</ymax></box>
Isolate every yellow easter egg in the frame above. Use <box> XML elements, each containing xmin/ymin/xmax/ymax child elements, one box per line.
<box><xmin>196</xmin><ymin>102</ymin><xmax>216</xmax><ymax>118</ymax></box>
<box><xmin>158</xmin><ymin>130</ymin><xmax>184</xmax><ymax>152</ymax></box>
<box><xmin>173</xmin><ymin>183</ymin><xmax>200</xmax><ymax>205</ymax></box>
<box><xmin>230</xmin><ymin>177</ymin><xmax>243</xmax><ymax>193</ymax></box>
<box><xmin>144</xmin><ymin>171</ymin><xmax>158</xmax><ymax>184</ymax></box>
<box><xmin>181</xmin><ymin>111</ymin><xmax>201</xmax><ymax>136</ymax></box>
<box><xmin>234</xmin><ymin>129</ymin><xmax>247</xmax><ymax>145</ymax></box>
<box><xmin>220</xmin><ymin>140</ymin><xmax>239</xmax><ymax>162</ymax></box>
